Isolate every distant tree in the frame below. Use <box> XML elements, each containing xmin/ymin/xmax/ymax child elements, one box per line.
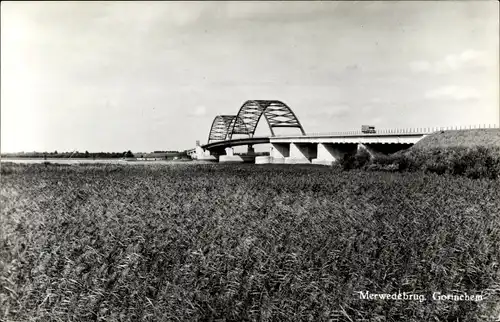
<box><xmin>125</xmin><ymin>150</ymin><xmax>134</xmax><ymax>158</ymax></box>
<box><xmin>85</xmin><ymin>151</ymin><xmax>90</xmax><ymax>158</ymax></box>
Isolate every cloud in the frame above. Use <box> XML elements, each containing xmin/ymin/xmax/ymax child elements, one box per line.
<box><xmin>188</xmin><ymin>105</ymin><xmax>207</xmax><ymax>117</ymax></box>
<box><xmin>410</xmin><ymin>49</ymin><xmax>488</xmax><ymax>74</ymax></box>
<box><xmin>425</xmin><ymin>86</ymin><xmax>480</xmax><ymax>101</ymax></box>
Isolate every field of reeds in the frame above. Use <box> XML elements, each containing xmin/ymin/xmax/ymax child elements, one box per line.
<box><xmin>1</xmin><ymin>163</ymin><xmax>499</xmax><ymax>321</ymax></box>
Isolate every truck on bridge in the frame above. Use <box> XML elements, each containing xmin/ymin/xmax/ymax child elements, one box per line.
<box><xmin>361</xmin><ymin>125</ymin><xmax>376</xmax><ymax>134</ymax></box>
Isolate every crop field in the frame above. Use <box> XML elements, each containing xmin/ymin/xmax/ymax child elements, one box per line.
<box><xmin>1</xmin><ymin>163</ymin><xmax>500</xmax><ymax>321</ymax></box>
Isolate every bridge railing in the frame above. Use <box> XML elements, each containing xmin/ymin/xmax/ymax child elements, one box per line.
<box><xmin>273</xmin><ymin>124</ymin><xmax>500</xmax><ymax>137</ymax></box>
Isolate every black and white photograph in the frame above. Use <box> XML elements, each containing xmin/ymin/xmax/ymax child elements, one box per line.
<box><xmin>1</xmin><ymin>1</ymin><xmax>499</xmax><ymax>321</ymax></box>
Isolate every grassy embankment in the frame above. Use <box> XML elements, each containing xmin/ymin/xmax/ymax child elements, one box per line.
<box><xmin>1</xmin><ymin>163</ymin><xmax>499</xmax><ymax>321</ymax></box>
<box><xmin>413</xmin><ymin>128</ymin><xmax>500</xmax><ymax>149</ymax></box>
<box><xmin>344</xmin><ymin>129</ymin><xmax>500</xmax><ymax>179</ymax></box>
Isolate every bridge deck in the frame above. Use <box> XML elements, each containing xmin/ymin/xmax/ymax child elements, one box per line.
<box><xmin>201</xmin><ymin>132</ymin><xmax>429</xmax><ymax>149</ymax></box>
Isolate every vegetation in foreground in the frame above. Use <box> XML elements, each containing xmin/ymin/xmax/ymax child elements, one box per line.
<box><xmin>341</xmin><ymin>129</ymin><xmax>500</xmax><ymax>179</ymax></box>
<box><xmin>343</xmin><ymin>144</ymin><xmax>500</xmax><ymax>180</ymax></box>
<box><xmin>1</xmin><ymin>163</ymin><xmax>499</xmax><ymax>321</ymax></box>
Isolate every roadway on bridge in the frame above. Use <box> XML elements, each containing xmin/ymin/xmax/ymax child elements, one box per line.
<box><xmin>201</xmin><ymin>132</ymin><xmax>428</xmax><ymax>150</ymax></box>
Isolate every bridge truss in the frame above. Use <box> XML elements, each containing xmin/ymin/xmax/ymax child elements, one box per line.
<box><xmin>207</xmin><ymin>100</ymin><xmax>306</xmax><ymax>143</ymax></box>
<box><xmin>207</xmin><ymin>115</ymin><xmax>250</xmax><ymax>143</ymax></box>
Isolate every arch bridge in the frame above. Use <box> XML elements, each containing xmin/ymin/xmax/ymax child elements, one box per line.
<box><xmin>195</xmin><ymin>99</ymin><xmax>438</xmax><ymax>164</ymax></box>
<box><xmin>207</xmin><ymin>100</ymin><xmax>306</xmax><ymax>144</ymax></box>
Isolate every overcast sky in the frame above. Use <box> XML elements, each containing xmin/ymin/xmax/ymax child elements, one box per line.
<box><xmin>1</xmin><ymin>1</ymin><xmax>498</xmax><ymax>153</ymax></box>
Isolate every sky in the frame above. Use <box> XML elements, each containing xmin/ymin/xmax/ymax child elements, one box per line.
<box><xmin>1</xmin><ymin>1</ymin><xmax>499</xmax><ymax>153</ymax></box>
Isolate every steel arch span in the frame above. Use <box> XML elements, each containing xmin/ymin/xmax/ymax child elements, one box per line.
<box><xmin>229</xmin><ymin>100</ymin><xmax>306</xmax><ymax>139</ymax></box>
<box><xmin>208</xmin><ymin>115</ymin><xmax>250</xmax><ymax>143</ymax></box>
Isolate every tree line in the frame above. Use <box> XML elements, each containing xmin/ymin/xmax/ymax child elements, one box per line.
<box><xmin>2</xmin><ymin>151</ymin><xmax>135</xmax><ymax>159</ymax></box>
<box><xmin>2</xmin><ymin>150</ymin><xmax>191</xmax><ymax>159</ymax></box>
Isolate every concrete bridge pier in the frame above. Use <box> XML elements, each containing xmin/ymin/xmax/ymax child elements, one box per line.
<box><xmin>312</xmin><ymin>143</ymin><xmax>358</xmax><ymax>165</ymax></box>
<box><xmin>270</xmin><ymin>143</ymin><xmax>289</xmax><ymax>164</ymax></box>
<box><xmin>220</xmin><ymin>146</ymin><xmax>241</xmax><ymax>163</ymax></box>
<box><xmin>285</xmin><ymin>143</ymin><xmax>317</xmax><ymax>164</ymax></box>
<box><xmin>225</xmin><ymin>147</ymin><xmax>234</xmax><ymax>156</ymax></box>
<box><xmin>219</xmin><ymin>146</ymin><xmax>256</xmax><ymax>163</ymax></box>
